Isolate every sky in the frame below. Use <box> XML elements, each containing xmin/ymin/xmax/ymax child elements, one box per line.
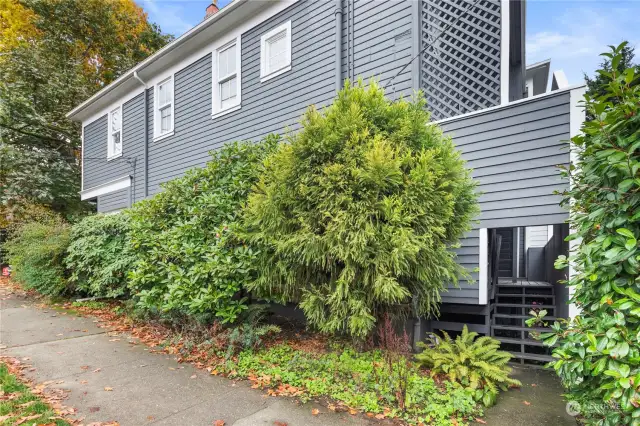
<box><xmin>138</xmin><ymin>0</ymin><xmax>640</xmax><ymax>86</ymax></box>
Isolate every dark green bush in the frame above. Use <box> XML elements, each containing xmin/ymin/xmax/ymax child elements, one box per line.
<box><xmin>127</xmin><ymin>139</ymin><xmax>278</xmax><ymax>324</ymax></box>
<box><xmin>240</xmin><ymin>81</ymin><xmax>479</xmax><ymax>338</ymax></box>
<box><xmin>539</xmin><ymin>43</ymin><xmax>640</xmax><ymax>425</ymax></box>
<box><xmin>5</xmin><ymin>218</ymin><xmax>71</xmax><ymax>296</ymax></box>
<box><xmin>65</xmin><ymin>213</ymin><xmax>135</xmax><ymax>298</ymax></box>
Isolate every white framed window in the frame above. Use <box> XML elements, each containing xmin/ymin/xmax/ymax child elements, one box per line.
<box><xmin>260</xmin><ymin>21</ymin><xmax>292</xmax><ymax>82</ymax></box>
<box><xmin>154</xmin><ymin>76</ymin><xmax>174</xmax><ymax>141</ymax></box>
<box><xmin>212</xmin><ymin>36</ymin><xmax>241</xmax><ymax>118</ymax></box>
<box><xmin>107</xmin><ymin>106</ymin><xmax>122</xmax><ymax>160</ymax></box>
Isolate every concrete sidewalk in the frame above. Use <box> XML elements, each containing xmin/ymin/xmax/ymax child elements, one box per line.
<box><xmin>0</xmin><ymin>287</ymin><xmax>374</xmax><ymax>426</ymax></box>
<box><xmin>0</xmin><ymin>285</ymin><xmax>575</xmax><ymax>426</ymax></box>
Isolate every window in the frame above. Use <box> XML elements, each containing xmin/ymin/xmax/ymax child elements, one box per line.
<box><xmin>154</xmin><ymin>76</ymin><xmax>174</xmax><ymax>140</ymax></box>
<box><xmin>107</xmin><ymin>106</ymin><xmax>122</xmax><ymax>159</ymax></box>
<box><xmin>212</xmin><ymin>36</ymin><xmax>241</xmax><ymax>117</ymax></box>
<box><xmin>260</xmin><ymin>21</ymin><xmax>292</xmax><ymax>82</ymax></box>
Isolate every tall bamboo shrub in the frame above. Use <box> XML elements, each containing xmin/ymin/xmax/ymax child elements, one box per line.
<box><xmin>240</xmin><ymin>81</ymin><xmax>479</xmax><ymax>338</ymax></box>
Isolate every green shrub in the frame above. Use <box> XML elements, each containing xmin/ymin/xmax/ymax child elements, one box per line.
<box><xmin>5</xmin><ymin>218</ymin><xmax>71</xmax><ymax>296</ymax></box>
<box><xmin>240</xmin><ymin>81</ymin><xmax>479</xmax><ymax>338</ymax></box>
<box><xmin>128</xmin><ymin>139</ymin><xmax>278</xmax><ymax>324</ymax></box>
<box><xmin>65</xmin><ymin>213</ymin><xmax>135</xmax><ymax>298</ymax></box>
<box><xmin>416</xmin><ymin>325</ymin><xmax>520</xmax><ymax>407</ymax></box>
<box><xmin>538</xmin><ymin>43</ymin><xmax>640</xmax><ymax>426</ymax></box>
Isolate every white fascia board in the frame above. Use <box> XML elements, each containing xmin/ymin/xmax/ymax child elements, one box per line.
<box><xmin>500</xmin><ymin>0</ymin><xmax>510</xmax><ymax>105</ymax></box>
<box><xmin>478</xmin><ymin>228</ymin><xmax>488</xmax><ymax>305</ymax></box>
<box><xmin>80</xmin><ymin>175</ymin><xmax>131</xmax><ymax>200</ymax></box>
<box><xmin>432</xmin><ymin>83</ymin><xmax>587</xmax><ymax>125</ymax></box>
<box><xmin>552</xmin><ymin>70</ymin><xmax>570</xmax><ymax>90</ymax></box>
<box><xmin>68</xmin><ymin>0</ymin><xmax>298</xmax><ymax>124</ymax></box>
<box><xmin>568</xmin><ymin>85</ymin><xmax>586</xmax><ymax>319</ymax></box>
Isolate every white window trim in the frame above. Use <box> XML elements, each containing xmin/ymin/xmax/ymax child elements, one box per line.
<box><xmin>154</xmin><ymin>75</ymin><xmax>175</xmax><ymax>141</ymax></box>
<box><xmin>107</xmin><ymin>105</ymin><xmax>123</xmax><ymax>161</ymax></box>
<box><xmin>212</xmin><ymin>35</ymin><xmax>242</xmax><ymax>119</ymax></box>
<box><xmin>260</xmin><ymin>20</ymin><xmax>292</xmax><ymax>83</ymax></box>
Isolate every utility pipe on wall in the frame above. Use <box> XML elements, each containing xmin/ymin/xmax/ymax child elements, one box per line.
<box><xmin>133</xmin><ymin>71</ymin><xmax>148</xmax><ymax>199</ymax></box>
<box><xmin>335</xmin><ymin>0</ymin><xmax>343</xmax><ymax>92</ymax></box>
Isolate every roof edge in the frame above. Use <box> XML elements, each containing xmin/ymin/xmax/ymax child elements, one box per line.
<box><xmin>67</xmin><ymin>0</ymin><xmax>247</xmax><ymax>121</ymax></box>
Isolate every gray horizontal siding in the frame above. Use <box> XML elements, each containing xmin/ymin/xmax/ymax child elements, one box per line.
<box><xmin>146</xmin><ymin>0</ymin><xmax>337</xmax><ymax>194</ymax></box>
<box><xmin>439</xmin><ymin>91</ymin><xmax>571</xmax><ymax>305</ymax></box>
<box><xmin>442</xmin><ymin>91</ymin><xmax>571</xmax><ymax>229</ymax></box>
<box><xmin>442</xmin><ymin>229</ymin><xmax>479</xmax><ymax>304</ymax></box>
<box><xmin>83</xmin><ymin>94</ymin><xmax>143</xmax><ymax>201</ymax></box>
<box><xmin>342</xmin><ymin>0</ymin><xmax>414</xmax><ymax>101</ymax></box>
<box><xmin>97</xmin><ymin>188</ymin><xmax>129</xmax><ymax>213</ymax></box>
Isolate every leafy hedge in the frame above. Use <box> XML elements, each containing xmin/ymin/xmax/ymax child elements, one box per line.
<box><xmin>5</xmin><ymin>219</ymin><xmax>71</xmax><ymax>296</ymax></box>
<box><xmin>127</xmin><ymin>139</ymin><xmax>278</xmax><ymax>323</ymax></box>
<box><xmin>240</xmin><ymin>81</ymin><xmax>478</xmax><ymax>337</ymax></box>
<box><xmin>542</xmin><ymin>43</ymin><xmax>640</xmax><ymax>425</ymax></box>
<box><xmin>65</xmin><ymin>213</ymin><xmax>135</xmax><ymax>298</ymax></box>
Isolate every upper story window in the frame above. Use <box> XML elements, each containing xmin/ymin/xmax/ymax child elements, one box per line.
<box><xmin>212</xmin><ymin>36</ymin><xmax>241</xmax><ymax>117</ymax></box>
<box><xmin>154</xmin><ymin>76</ymin><xmax>174</xmax><ymax>140</ymax></box>
<box><xmin>107</xmin><ymin>106</ymin><xmax>122</xmax><ymax>160</ymax></box>
<box><xmin>260</xmin><ymin>21</ymin><xmax>292</xmax><ymax>82</ymax></box>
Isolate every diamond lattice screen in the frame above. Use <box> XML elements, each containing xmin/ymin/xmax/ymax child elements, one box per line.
<box><xmin>420</xmin><ymin>0</ymin><xmax>501</xmax><ymax>120</ymax></box>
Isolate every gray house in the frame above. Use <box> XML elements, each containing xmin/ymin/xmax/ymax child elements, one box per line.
<box><xmin>68</xmin><ymin>0</ymin><xmax>585</xmax><ymax>364</ymax></box>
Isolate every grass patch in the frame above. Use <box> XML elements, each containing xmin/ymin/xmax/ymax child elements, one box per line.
<box><xmin>0</xmin><ymin>363</ymin><xmax>70</xmax><ymax>426</ymax></box>
<box><xmin>222</xmin><ymin>344</ymin><xmax>481</xmax><ymax>425</ymax></box>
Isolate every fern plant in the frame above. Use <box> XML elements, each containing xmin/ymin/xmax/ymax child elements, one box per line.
<box><xmin>416</xmin><ymin>325</ymin><xmax>521</xmax><ymax>407</ymax></box>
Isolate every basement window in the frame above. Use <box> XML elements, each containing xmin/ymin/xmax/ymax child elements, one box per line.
<box><xmin>154</xmin><ymin>76</ymin><xmax>174</xmax><ymax>141</ymax></box>
<box><xmin>107</xmin><ymin>105</ymin><xmax>122</xmax><ymax>160</ymax></box>
<box><xmin>260</xmin><ymin>21</ymin><xmax>292</xmax><ymax>82</ymax></box>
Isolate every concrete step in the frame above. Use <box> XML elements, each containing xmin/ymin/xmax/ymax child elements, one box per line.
<box><xmin>508</xmin><ymin>351</ymin><xmax>554</xmax><ymax>363</ymax></box>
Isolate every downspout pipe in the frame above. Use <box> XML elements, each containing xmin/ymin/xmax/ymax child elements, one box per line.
<box><xmin>133</xmin><ymin>71</ymin><xmax>148</xmax><ymax>199</ymax></box>
<box><xmin>335</xmin><ymin>0</ymin><xmax>343</xmax><ymax>92</ymax></box>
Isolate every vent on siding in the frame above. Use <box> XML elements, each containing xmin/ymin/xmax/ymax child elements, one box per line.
<box><xmin>394</xmin><ymin>29</ymin><xmax>411</xmax><ymax>44</ymax></box>
<box><xmin>420</xmin><ymin>0</ymin><xmax>502</xmax><ymax>120</ymax></box>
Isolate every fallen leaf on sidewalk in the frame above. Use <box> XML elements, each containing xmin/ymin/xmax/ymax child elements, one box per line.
<box><xmin>89</xmin><ymin>406</ymin><xmax>100</xmax><ymax>413</ymax></box>
<box><xmin>81</xmin><ymin>366</ymin><xmax>90</xmax><ymax>370</ymax></box>
<box><xmin>349</xmin><ymin>409</ymin><xmax>357</xmax><ymax>415</ymax></box>
<box><xmin>104</xmin><ymin>387</ymin><xmax>113</xmax><ymax>391</ymax></box>
<box><xmin>93</xmin><ymin>368</ymin><xmax>101</xmax><ymax>373</ymax></box>
<box><xmin>15</xmin><ymin>414</ymin><xmax>41</xmax><ymax>425</ymax></box>
<box><xmin>147</xmin><ymin>415</ymin><xmax>155</xmax><ymax>421</ymax></box>
<box><xmin>273</xmin><ymin>422</ymin><xmax>288</xmax><ymax>426</ymax></box>
<box><xmin>190</xmin><ymin>374</ymin><xmax>197</xmax><ymax>379</ymax></box>
<box><xmin>80</xmin><ymin>380</ymin><xmax>88</xmax><ymax>384</ymax></box>
<box><xmin>311</xmin><ymin>408</ymin><xmax>319</xmax><ymax>416</ymax></box>
<box><xmin>523</xmin><ymin>400</ymin><xmax>531</xmax><ymax>406</ymax></box>
<box><xmin>475</xmin><ymin>418</ymin><xmax>487</xmax><ymax>424</ymax></box>
<box><xmin>213</xmin><ymin>420</ymin><xmax>225</xmax><ymax>426</ymax></box>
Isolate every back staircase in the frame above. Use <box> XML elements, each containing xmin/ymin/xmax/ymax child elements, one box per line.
<box><xmin>488</xmin><ymin>229</ymin><xmax>555</xmax><ymax>365</ymax></box>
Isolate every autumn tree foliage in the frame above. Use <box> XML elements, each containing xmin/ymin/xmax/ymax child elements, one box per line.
<box><xmin>240</xmin><ymin>81</ymin><xmax>479</xmax><ymax>338</ymax></box>
<box><xmin>0</xmin><ymin>0</ymin><xmax>173</xmax><ymax>223</ymax></box>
